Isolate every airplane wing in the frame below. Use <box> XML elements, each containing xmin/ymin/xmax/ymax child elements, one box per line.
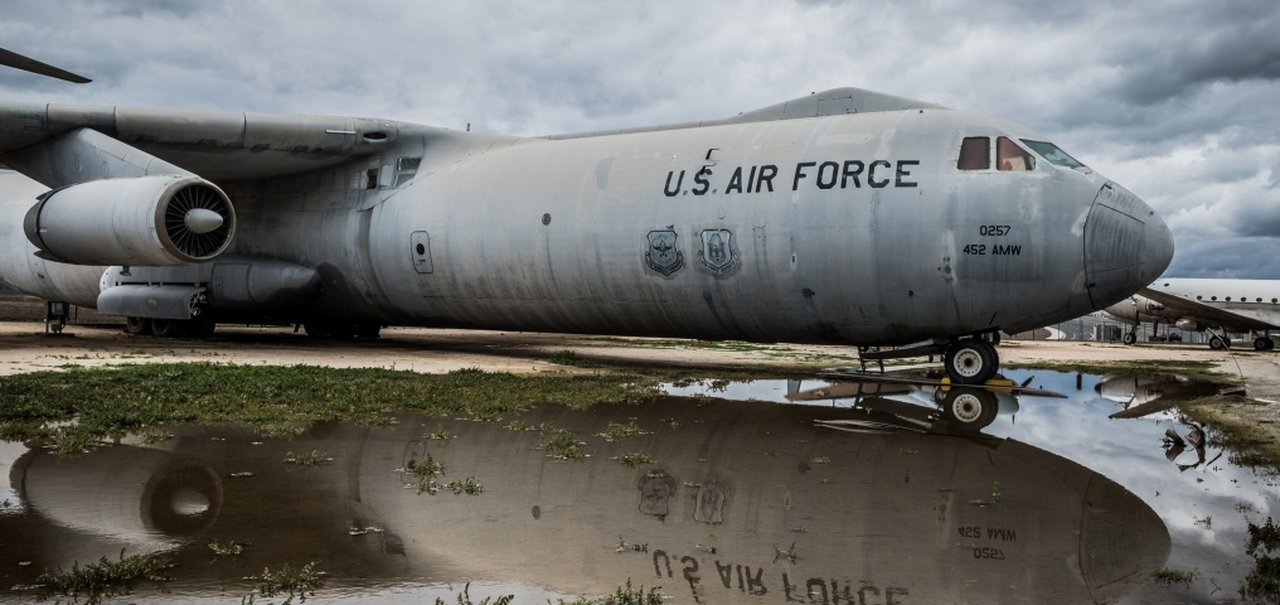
<box><xmin>0</xmin><ymin>102</ymin><xmax>451</xmax><ymax>186</ymax></box>
<box><xmin>1139</xmin><ymin>287</ymin><xmax>1278</xmax><ymax>331</ymax></box>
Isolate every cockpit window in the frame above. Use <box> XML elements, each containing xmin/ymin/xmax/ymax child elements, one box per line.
<box><xmin>1021</xmin><ymin>139</ymin><xmax>1086</xmax><ymax>169</ymax></box>
<box><xmin>958</xmin><ymin>137</ymin><xmax>990</xmax><ymax>170</ymax></box>
<box><xmin>997</xmin><ymin>137</ymin><xmax>1034</xmax><ymax>171</ymax></box>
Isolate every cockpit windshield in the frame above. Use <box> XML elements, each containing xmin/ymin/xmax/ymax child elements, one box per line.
<box><xmin>1021</xmin><ymin>139</ymin><xmax>1086</xmax><ymax>169</ymax></box>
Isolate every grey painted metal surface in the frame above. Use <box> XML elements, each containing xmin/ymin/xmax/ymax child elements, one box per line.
<box><xmin>0</xmin><ymin>88</ymin><xmax>1174</xmax><ymax>352</ymax></box>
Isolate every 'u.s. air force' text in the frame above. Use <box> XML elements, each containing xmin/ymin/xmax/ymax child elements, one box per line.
<box><xmin>663</xmin><ymin>160</ymin><xmax>920</xmax><ymax>197</ymax></box>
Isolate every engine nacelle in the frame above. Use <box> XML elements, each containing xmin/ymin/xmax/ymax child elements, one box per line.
<box><xmin>23</xmin><ymin>174</ymin><xmax>235</xmax><ymax>266</ymax></box>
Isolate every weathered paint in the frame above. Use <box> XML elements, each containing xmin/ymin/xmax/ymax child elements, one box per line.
<box><xmin>0</xmin><ymin>90</ymin><xmax>1173</xmax><ymax>346</ymax></box>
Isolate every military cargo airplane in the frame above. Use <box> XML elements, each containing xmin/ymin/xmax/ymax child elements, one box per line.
<box><xmin>0</xmin><ymin>52</ymin><xmax>1173</xmax><ymax>383</ymax></box>
<box><xmin>1104</xmin><ymin>278</ymin><xmax>1280</xmax><ymax>350</ymax></box>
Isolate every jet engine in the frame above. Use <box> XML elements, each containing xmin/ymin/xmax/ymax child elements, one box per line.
<box><xmin>23</xmin><ymin>174</ymin><xmax>235</xmax><ymax>266</ymax></box>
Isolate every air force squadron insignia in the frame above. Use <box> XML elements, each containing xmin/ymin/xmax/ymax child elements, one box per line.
<box><xmin>645</xmin><ymin>230</ymin><xmax>684</xmax><ymax>276</ymax></box>
<box><xmin>698</xmin><ymin>229</ymin><xmax>738</xmax><ymax>275</ymax></box>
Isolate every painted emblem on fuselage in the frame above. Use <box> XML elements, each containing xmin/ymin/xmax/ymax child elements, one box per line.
<box><xmin>645</xmin><ymin>229</ymin><xmax>684</xmax><ymax>276</ymax></box>
<box><xmin>699</xmin><ymin>229</ymin><xmax>738</xmax><ymax>275</ymax></box>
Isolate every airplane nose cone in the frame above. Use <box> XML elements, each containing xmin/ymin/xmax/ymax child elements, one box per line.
<box><xmin>1083</xmin><ymin>183</ymin><xmax>1174</xmax><ymax>309</ymax></box>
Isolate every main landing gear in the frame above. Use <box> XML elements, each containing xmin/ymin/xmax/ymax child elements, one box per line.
<box><xmin>1254</xmin><ymin>334</ymin><xmax>1276</xmax><ymax>351</ymax></box>
<box><xmin>858</xmin><ymin>333</ymin><xmax>1002</xmax><ymax>386</ymax></box>
<box><xmin>943</xmin><ymin>337</ymin><xmax>1000</xmax><ymax>384</ymax></box>
<box><xmin>124</xmin><ymin>310</ymin><xmax>216</xmax><ymax>338</ymax></box>
<box><xmin>937</xmin><ymin>387</ymin><xmax>1000</xmax><ymax>432</ymax></box>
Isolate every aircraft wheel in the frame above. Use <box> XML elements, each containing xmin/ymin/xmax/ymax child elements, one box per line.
<box><xmin>944</xmin><ymin>339</ymin><xmax>999</xmax><ymax>384</ymax></box>
<box><xmin>940</xmin><ymin>388</ymin><xmax>999</xmax><ymax>433</ymax></box>
<box><xmin>1257</xmin><ymin>337</ymin><xmax>1276</xmax><ymax>351</ymax></box>
<box><xmin>151</xmin><ymin>318</ymin><xmax>189</xmax><ymax>338</ymax></box>
<box><xmin>1122</xmin><ymin>332</ymin><xmax>1137</xmax><ymax>345</ymax></box>
<box><xmin>1210</xmin><ymin>335</ymin><xmax>1229</xmax><ymax>350</ymax></box>
<box><xmin>125</xmin><ymin>316</ymin><xmax>152</xmax><ymax>336</ymax></box>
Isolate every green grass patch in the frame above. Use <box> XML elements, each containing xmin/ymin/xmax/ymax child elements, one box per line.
<box><xmin>434</xmin><ymin>582</ymin><xmax>514</xmax><ymax>605</ymax></box>
<box><xmin>37</xmin><ymin>549</ymin><xmax>174</xmax><ymax>603</ymax></box>
<box><xmin>616</xmin><ymin>452</ymin><xmax>654</xmax><ymax>467</ymax></box>
<box><xmin>244</xmin><ymin>561</ymin><xmax>325</xmax><ymax>604</ymax></box>
<box><xmin>1179</xmin><ymin>397</ymin><xmax>1280</xmax><ymax>475</ymax></box>
<box><xmin>282</xmin><ymin>449</ymin><xmax>333</xmax><ymax>465</ymax></box>
<box><xmin>543</xmin><ymin>429</ymin><xmax>588</xmax><ymax>460</ymax></box>
<box><xmin>549</xmin><ymin>349</ymin><xmax>598</xmax><ymax>368</ymax></box>
<box><xmin>0</xmin><ymin>363</ymin><xmax>660</xmax><ymax>448</ymax></box>
<box><xmin>208</xmin><ymin>539</ymin><xmax>245</xmax><ymax>557</ymax></box>
<box><xmin>1151</xmin><ymin>566</ymin><xmax>1196</xmax><ymax>588</ymax></box>
<box><xmin>595</xmin><ymin>420</ymin><xmax>649</xmax><ymax>442</ymax></box>
<box><xmin>555</xmin><ymin>579</ymin><xmax>664</xmax><ymax>605</ymax></box>
<box><xmin>402</xmin><ymin>453</ymin><xmax>446</xmax><ymax>495</ymax></box>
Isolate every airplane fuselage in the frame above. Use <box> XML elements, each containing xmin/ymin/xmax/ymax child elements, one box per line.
<box><xmin>0</xmin><ymin>94</ymin><xmax>1172</xmax><ymax>351</ymax></box>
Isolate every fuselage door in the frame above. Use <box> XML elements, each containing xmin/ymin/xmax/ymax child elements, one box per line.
<box><xmin>411</xmin><ymin>230</ymin><xmax>433</xmax><ymax>274</ymax></box>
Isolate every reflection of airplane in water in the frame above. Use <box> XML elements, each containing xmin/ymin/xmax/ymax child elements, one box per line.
<box><xmin>1096</xmin><ymin>375</ymin><xmax>1224</xmax><ymax>472</ymax></box>
<box><xmin>2</xmin><ymin>397</ymin><xmax>1170</xmax><ymax>603</ymax></box>
<box><xmin>786</xmin><ymin>372</ymin><xmax>1063</xmax><ymax>434</ymax></box>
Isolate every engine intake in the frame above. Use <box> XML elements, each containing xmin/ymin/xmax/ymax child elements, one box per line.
<box><xmin>24</xmin><ymin>174</ymin><xmax>235</xmax><ymax>266</ymax></box>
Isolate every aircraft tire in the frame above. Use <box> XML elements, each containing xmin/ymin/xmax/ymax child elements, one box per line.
<box><xmin>940</xmin><ymin>388</ymin><xmax>999</xmax><ymax>433</ymax></box>
<box><xmin>1257</xmin><ymin>337</ymin><xmax>1275</xmax><ymax>351</ymax></box>
<box><xmin>151</xmin><ymin>318</ymin><xmax>183</xmax><ymax>338</ymax></box>
<box><xmin>1210</xmin><ymin>335</ymin><xmax>1229</xmax><ymax>350</ymax></box>
<box><xmin>1122</xmin><ymin>332</ymin><xmax>1136</xmax><ymax>345</ymax></box>
<box><xmin>125</xmin><ymin>316</ymin><xmax>152</xmax><ymax>336</ymax></box>
<box><xmin>944</xmin><ymin>339</ymin><xmax>998</xmax><ymax>384</ymax></box>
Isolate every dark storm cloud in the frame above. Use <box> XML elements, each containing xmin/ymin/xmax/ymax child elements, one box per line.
<box><xmin>1111</xmin><ymin>2</ymin><xmax>1280</xmax><ymax>106</ymax></box>
<box><xmin>1166</xmin><ymin>237</ymin><xmax>1280</xmax><ymax>278</ymax></box>
<box><xmin>0</xmin><ymin>0</ymin><xmax>1277</xmax><ymax>277</ymax></box>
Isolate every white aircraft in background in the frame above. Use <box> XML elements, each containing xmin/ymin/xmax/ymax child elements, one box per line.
<box><xmin>1104</xmin><ymin>278</ymin><xmax>1280</xmax><ymax>350</ymax></box>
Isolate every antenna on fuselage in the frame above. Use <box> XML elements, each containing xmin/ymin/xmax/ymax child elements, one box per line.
<box><xmin>0</xmin><ymin>47</ymin><xmax>91</xmax><ymax>83</ymax></box>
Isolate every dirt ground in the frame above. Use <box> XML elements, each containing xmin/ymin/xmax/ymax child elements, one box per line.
<box><xmin>1</xmin><ymin>292</ymin><xmax>1277</xmax><ymax>426</ymax></box>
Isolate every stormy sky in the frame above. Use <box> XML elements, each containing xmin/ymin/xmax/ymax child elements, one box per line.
<box><xmin>2</xmin><ymin>0</ymin><xmax>1277</xmax><ymax>278</ymax></box>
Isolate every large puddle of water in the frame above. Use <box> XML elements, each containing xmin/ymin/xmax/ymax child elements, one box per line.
<box><xmin>0</xmin><ymin>369</ymin><xmax>1275</xmax><ymax>604</ymax></box>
